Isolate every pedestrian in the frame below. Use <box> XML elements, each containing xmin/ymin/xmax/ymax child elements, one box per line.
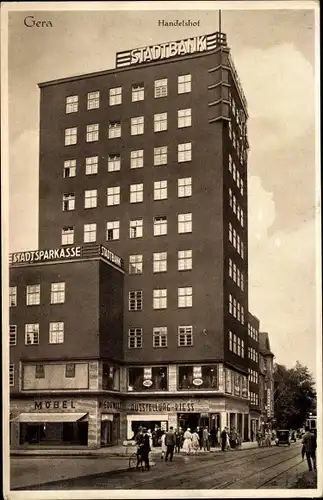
<box><xmin>192</xmin><ymin>429</ymin><xmax>200</xmax><ymax>454</ymax></box>
<box><xmin>302</xmin><ymin>425</ymin><xmax>317</xmax><ymax>472</ymax></box>
<box><xmin>217</xmin><ymin>427</ymin><xmax>221</xmax><ymax>447</ymax></box>
<box><xmin>147</xmin><ymin>429</ymin><xmax>153</xmax><ymax>450</ymax></box>
<box><xmin>165</xmin><ymin>426</ymin><xmax>176</xmax><ymax>462</ymax></box>
<box><xmin>220</xmin><ymin>427</ymin><xmax>227</xmax><ymax>452</ymax></box>
<box><xmin>160</xmin><ymin>431</ymin><xmax>167</xmax><ymax>460</ymax></box>
<box><xmin>230</xmin><ymin>427</ymin><xmax>237</xmax><ymax>449</ymax></box>
<box><xmin>174</xmin><ymin>428</ymin><xmax>181</xmax><ymax>453</ymax></box>
<box><xmin>135</xmin><ymin>426</ymin><xmax>144</xmax><ymax>468</ymax></box>
<box><xmin>140</xmin><ymin>427</ymin><xmax>151</xmax><ymax>471</ymax></box>
<box><xmin>210</xmin><ymin>427</ymin><xmax>216</xmax><ymax>448</ymax></box>
<box><xmin>203</xmin><ymin>427</ymin><xmax>210</xmax><ymax>451</ymax></box>
<box><xmin>183</xmin><ymin>428</ymin><xmax>193</xmax><ymax>455</ymax></box>
<box><xmin>251</xmin><ymin>429</ymin><xmax>254</xmax><ymax>442</ymax></box>
<box><xmin>226</xmin><ymin>428</ymin><xmax>231</xmax><ymax>450</ymax></box>
<box><xmin>197</xmin><ymin>426</ymin><xmax>203</xmax><ymax>450</ymax></box>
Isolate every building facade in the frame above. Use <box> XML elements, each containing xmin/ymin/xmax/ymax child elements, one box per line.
<box><xmin>247</xmin><ymin>312</ymin><xmax>261</xmax><ymax>436</ymax></box>
<box><xmin>8</xmin><ymin>31</ymin><xmax>274</xmax><ymax>447</ymax></box>
<box><xmin>259</xmin><ymin>332</ymin><xmax>275</xmax><ymax>429</ymax></box>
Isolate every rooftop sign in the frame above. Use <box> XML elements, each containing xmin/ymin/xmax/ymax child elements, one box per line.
<box><xmin>10</xmin><ymin>247</ymin><xmax>81</xmax><ymax>265</ymax></box>
<box><xmin>116</xmin><ymin>32</ymin><xmax>227</xmax><ymax>68</ymax></box>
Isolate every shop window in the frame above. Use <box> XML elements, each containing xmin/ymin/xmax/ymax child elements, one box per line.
<box><xmin>178</xmin><ymin>365</ymin><xmax>219</xmax><ymax>390</ymax></box>
<box><xmin>102</xmin><ymin>364</ymin><xmax>120</xmax><ymax>391</ymax></box>
<box><xmin>65</xmin><ymin>363</ymin><xmax>75</xmax><ymax>378</ymax></box>
<box><xmin>127</xmin><ymin>366</ymin><xmax>167</xmax><ymax>391</ymax></box>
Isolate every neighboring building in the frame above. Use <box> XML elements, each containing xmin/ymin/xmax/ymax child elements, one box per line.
<box><xmin>247</xmin><ymin>312</ymin><xmax>261</xmax><ymax>436</ymax></box>
<box><xmin>259</xmin><ymin>332</ymin><xmax>275</xmax><ymax>428</ymax></box>
<box><xmin>9</xmin><ymin>244</ymin><xmax>124</xmax><ymax>448</ymax></box>
<box><xmin>10</xmin><ymin>31</ymin><xmax>254</xmax><ymax>446</ymax></box>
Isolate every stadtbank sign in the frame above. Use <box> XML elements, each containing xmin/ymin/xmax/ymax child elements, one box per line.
<box><xmin>116</xmin><ymin>32</ymin><xmax>222</xmax><ymax>68</ymax></box>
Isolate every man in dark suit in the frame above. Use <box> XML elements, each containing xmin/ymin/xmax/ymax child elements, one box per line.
<box><xmin>140</xmin><ymin>427</ymin><xmax>151</xmax><ymax>471</ymax></box>
<box><xmin>302</xmin><ymin>426</ymin><xmax>317</xmax><ymax>471</ymax></box>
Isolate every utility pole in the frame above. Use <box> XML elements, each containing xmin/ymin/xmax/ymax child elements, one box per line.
<box><xmin>219</xmin><ymin>9</ymin><xmax>222</xmax><ymax>32</ymax></box>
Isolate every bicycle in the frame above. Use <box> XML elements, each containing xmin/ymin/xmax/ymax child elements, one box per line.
<box><xmin>129</xmin><ymin>450</ymin><xmax>144</xmax><ymax>471</ymax></box>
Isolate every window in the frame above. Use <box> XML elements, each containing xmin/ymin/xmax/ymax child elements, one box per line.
<box><xmin>129</xmin><ymin>219</ymin><xmax>143</xmax><ymax>238</ymax></box>
<box><xmin>107</xmin><ymin>186</ymin><xmax>120</xmax><ymax>206</ymax></box>
<box><xmin>85</xmin><ymin>156</ymin><xmax>98</xmax><ymax>175</ymax></box>
<box><xmin>61</xmin><ymin>227</ymin><xmax>74</xmax><ymax>245</ymax></box>
<box><xmin>178</xmin><ymin>365</ymin><xmax>218</xmax><ymax>390</ymax></box>
<box><xmin>129</xmin><ymin>291</ymin><xmax>143</xmax><ymax>311</ymax></box>
<box><xmin>51</xmin><ymin>282</ymin><xmax>65</xmax><ymax>304</ymax></box>
<box><xmin>108</xmin><ymin>121</ymin><xmax>121</xmax><ymax>138</ymax></box>
<box><xmin>65</xmin><ymin>95</ymin><xmax>78</xmax><ymax>114</ymax></box>
<box><xmin>130</xmin><ymin>183</ymin><xmax>143</xmax><ymax>203</ymax></box>
<box><xmin>62</xmin><ymin>193</ymin><xmax>75</xmax><ymax>211</ymax></box>
<box><xmin>154</xmin><ymin>180</ymin><xmax>167</xmax><ymax>200</ymax></box>
<box><xmin>108</xmin><ymin>154</ymin><xmax>121</xmax><ymax>172</ymax></box>
<box><xmin>153</xmin><ymin>289</ymin><xmax>167</xmax><ymax>309</ymax></box>
<box><xmin>131</xmin><ymin>116</ymin><xmax>144</xmax><ymax>135</ymax></box>
<box><xmin>65</xmin><ymin>127</ymin><xmax>77</xmax><ymax>146</ymax></box>
<box><xmin>26</xmin><ymin>285</ymin><xmax>40</xmax><ymax>306</ymax></box>
<box><xmin>131</xmin><ymin>150</ymin><xmax>143</xmax><ymax>169</ymax></box>
<box><xmin>178</xmin><ymin>326</ymin><xmax>193</xmax><ymax>346</ymax></box>
<box><xmin>87</xmin><ymin>91</ymin><xmax>100</xmax><ymax>110</ymax></box>
<box><xmin>154</xmin><ymin>146</ymin><xmax>167</xmax><ymax>166</ymax></box>
<box><xmin>86</xmin><ymin>123</ymin><xmax>99</xmax><ymax>142</ymax></box>
<box><xmin>66</xmin><ymin>363</ymin><xmax>75</xmax><ymax>378</ymax></box>
<box><xmin>154</xmin><ymin>112</ymin><xmax>167</xmax><ymax>132</ymax></box>
<box><xmin>129</xmin><ymin>254</ymin><xmax>143</xmax><ymax>274</ymax></box>
<box><xmin>178</xmin><ymin>250</ymin><xmax>192</xmax><ymax>271</ymax></box>
<box><xmin>109</xmin><ymin>87</ymin><xmax>122</xmax><ymax>106</ymax></box>
<box><xmin>49</xmin><ymin>322</ymin><xmax>64</xmax><ymax>344</ymax></box>
<box><xmin>178</xmin><ymin>213</ymin><xmax>192</xmax><ymax>233</ymax></box>
<box><xmin>64</xmin><ymin>159</ymin><xmax>76</xmax><ymax>178</ymax></box>
<box><xmin>178</xmin><ymin>142</ymin><xmax>192</xmax><ymax>162</ymax></box>
<box><xmin>178</xmin><ymin>74</ymin><xmax>191</xmax><ymax>94</ymax></box>
<box><xmin>154</xmin><ymin>78</ymin><xmax>168</xmax><ymax>98</ymax></box>
<box><xmin>154</xmin><ymin>216</ymin><xmax>167</xmax><ymax>236</ymax></box>
<box><xmin>153</xmin><ymin>327</ymin><xmax>167</xmax><ymax>348</ymax></box>
<box><xmin>178</xmin><ymin>177</ymin><xmax>192</xmax><ymax>198</ymax></box>
<box><xmin>35</xmin><ymin>364</ymin><xmax>45</xmax><ymax>379</ymax></box>
<box><xmin>84</xmin><ymin>189</ymin><xmax>97</xmax><ymax>208</ymax></box>
<box><xmin>127</xmin><ymin>366</ymin><xmax>167</xmax><ymax>390</ymax></box>
<box><xmin>102</xmin><ymin>364</ymin><xmax>120</xmax><ymax>390</ymax></box>
<box><xmin>84</xmin><ymin>223</ymin><xmax>96</xmax><ymax>243</ymax></box>
<box><xmin>178</xmin><ymin>287</ymin><xmax>192</xmax><ymax>308</ymax></box>
<box><xmin>178</xmin><ymin>108</ymin><xmax>191</xmax><ymax>128</ymax></box>
<box><xmin>25</xmin><ymin>324</ymin><xmax>39</xmax><ymax>345</ymax></box>
<box><xmin>132</xmin><ymin>83</ymin><xmax>144</xmax><ymax>102</ymax></box>
<box><xmin>9</xmin><ymin>325</ymin><xmax>17</xmax><ymax>346</ymax></box>
<box><xmin>9</xmin><ymin>364</ymin><xmax>14</xmax><ymax>386</ymax></box>
<box><xmin>229</xmin><ymin>331</ymin><xmax>233</xmax><ymax>351</ymax></box>
<box><xmin>106</xmin><ymin>221</ymin><xmax>120</xmax><ymax>241</ymax></box>
<box><xmin>128</xmin><ymin>328</ymin><xmax>142</xmax><ymax>348</ymax></box>
<box><xmin>153</xmin><ymin>252</ymin><xmax>167</xmax><ymax>273</ymax></box>
<box><xmin>9</xmin><ymin>286</ymin><xmax>17</xmax><ymax>307</ymax></box>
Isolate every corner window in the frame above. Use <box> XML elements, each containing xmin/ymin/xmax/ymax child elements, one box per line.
<box><xmin>127</xmin><ymin>366</ymin><xmax>167</xmax><ymax>391</ymax></box>
<box><xmin>102</xmin><ymin>363</ymin><xmax>120</xmax><ymax>390</ymax></box>
<box><xmin>178</xmin><ymin>365</ymin><xmax>218</xmax><ymax>390</ymax></box>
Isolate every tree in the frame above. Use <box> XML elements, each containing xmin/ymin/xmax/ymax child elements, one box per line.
<box><xmin>273</xmin><ymin>361</ymin><xmax>316</xmax><ymax>429</ymax></box>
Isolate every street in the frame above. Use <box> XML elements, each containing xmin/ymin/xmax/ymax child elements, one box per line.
<box><xmin>10</xmin><ymin>442</ymin><xmax>317</xmax><ymax>490</ymax></box>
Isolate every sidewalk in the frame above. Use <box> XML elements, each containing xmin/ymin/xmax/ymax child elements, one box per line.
<box><xmin>11</xmin><ymin>440</ymin><xmax>259</xmax><ymax>457</ymax></box>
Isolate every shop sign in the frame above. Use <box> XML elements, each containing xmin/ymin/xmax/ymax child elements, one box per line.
<box><xmin>100</xmin><ymin>245</ymin><xmax>122</xmax><ymax>268</ymax></box>
<box><xmin>33</xmin><ymin>400</ymin><xmax>76</xmax><ymax>410</ymax></box>
<box><xmin>129</xmin><ymin>402</ymin><xmax>196</xmax><ymax>413</ymax></box>
<box><xmin>267</xmin><ymin>389</ymin><xmax>271</xmax><ymax>417</ymax></box>
<box><xmin>193</xmin><ymin>378</ymin><xmax>203</xmax><ymax>386</ymax></box>
<box><xmin>10</xmin><ymin>246</ymin><xmax>81</xmax><ymax>265</ymax></box>
<box><xmin>99</xmin><ymin>400</ymin><xmax>122</xmax><ymax>411</ymax></box>
<box><xmin>116</xmin><ymin>32</ymin><xmax>219</xmax><ymax>68</ymax></box>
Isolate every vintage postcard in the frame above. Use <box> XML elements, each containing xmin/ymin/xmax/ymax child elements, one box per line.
<box><xmin>1</xmin><ymin>1</ymin><xmax>321</xmax><ymax>499</ymax></box>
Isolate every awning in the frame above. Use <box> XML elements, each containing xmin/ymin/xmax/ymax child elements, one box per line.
<box><xmin>11</xmin><ymin>412</ymin><xmax>87</xmax><ymax>423</ymax></box>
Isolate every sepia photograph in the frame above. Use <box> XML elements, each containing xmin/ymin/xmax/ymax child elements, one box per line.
<box><xmin>1</xmin><ymin>1</ymin><xmax>321</xmax><ymax>498</ymax></box>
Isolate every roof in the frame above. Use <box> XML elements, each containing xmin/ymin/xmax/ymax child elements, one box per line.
<box><xmin>259</xmin><ymin>332</ymin><xmax>274</xmax><ymax>357</ymax></box>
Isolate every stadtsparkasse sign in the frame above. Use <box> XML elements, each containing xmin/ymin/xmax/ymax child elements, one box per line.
<box><xmin>116</xmin><ymin>32</ymin><xmax>222</xmax><ymax>68</ymax></box>
<box><xmin>10</xmin><ymin>246</ymin><xmax>82</xmax><ymax>264</ymax></box>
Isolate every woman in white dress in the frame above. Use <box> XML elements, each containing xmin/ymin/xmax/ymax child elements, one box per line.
<box><xmin>226</xmin><ymin>428</ymin><xmax>231</xmax><ymax>450</ymax></box>
<box><xmin>182</xmin><ymin>428</ymin><xmax>193</xmax><ymax>455</ymax></box>
<box><xmin>160</xmin><ymin>432</ymin><xmax>167</xmax><ymax>459</ymax></box>
<box><xmin>191</xmin><ymin>430</ymin><xmax>200</xmax><ymax>455</ymax></box>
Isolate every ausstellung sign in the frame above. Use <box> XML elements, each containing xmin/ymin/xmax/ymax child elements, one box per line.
<box><xmin>116</xmin><ymin>32</ymin><xmax>222</xmax><ymax>68</ymax></box>
<box><xmin>10</xmin><ymin>247</ymin><xmax>82</xmax><ymax>264</ymax></box>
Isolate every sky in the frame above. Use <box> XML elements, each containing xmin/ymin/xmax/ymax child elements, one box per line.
<box><xmin>5</xmin><ymin>3</ymin><xmax>319</xmax><ymax>379</ymax></box>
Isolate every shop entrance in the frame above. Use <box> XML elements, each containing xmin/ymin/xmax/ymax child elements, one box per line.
<box><xmin>130</xmin><ymin>420</ymin><xmax>167</xmax><ymax>444</ymax></box>
<box><xmin>178</xmin><ymin>413</ymin><xmax>208</xmax><ymax>432</ymax></box>
<box><xmin>100</xmin><ymin>414</ymin><xmax>119</xmax><ymax>446</ymax></box>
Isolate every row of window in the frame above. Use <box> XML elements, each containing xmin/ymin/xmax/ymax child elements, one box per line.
<box><xmin>229</xmin><ymin>188</ymin><xmax>244</xmax><ymax>227</ymax></box>
<box><xmin>62</xmin><ymin>177</ymin><xmax>192</xmax><ymax>211</ymax></box>
<box><xmin>229</xmin><ymin>155</ymin><xmax>244</xmax><ymax>196</ymax></box>
<box><xmin>65</xmin><ymin>75</ymin><xmax>191</xmax><ymax>114</ymax></box>
<box><xmin>248</xmin><ymin>346</ymin><xmax>259</xmax><ymax>363</ymax></box>
<box><xmin>9</xmin><ymin>362</ymin><xmax>76</xmax><ymax>386</ymax></box>
<box><xmin>228</xmin><ymin>121</ymin><xmax>247</xmax><ymax>163</ymax></box>
<box><xmin>228</xmin><ymin>258</ymin><xmax>244</xmax><ymax>291</ymax></box>
<box><xmin>10</xmin><ymin>323</ymin><xmax>64</xmax><ymax>345</ymax></box>
<box><xmin>228</xmin><ymin>90</ymin><xmax>247</xmax><ymax>139</ymax></box>
<box><xmin>249</xmin><ymin>368</ymin><xmax>259</xmax><ymax>384</ymax></box>
<box><xmin>228</xmin><ymin>331</ymin><xmax>245</xmax><ymax>358</ymax></box>
<box><xmin>229</xmin><ymin>222</ymin><xmax>245</xmax><ymax>259</ymax></box>
<box><xmin>128</xmin><ymin>287</ymin><xmax>193</xmax><ymax>311</ymax></box>
<box><xmin>65</xmin><ymin>110</ymin><xmax>192</xmax><ymax>145</ymax></box>
<box><xmin>9</xmin><ymin>283</ymin><xmax>65</xmax><ymax>307</ymax></box>
<box><xmin>129</xmin><ymin>250</ymin><xmax>192</xmax><ymax>274</ymax></box>
<box><xmin>228</xmin><ymin>294</ymin><xmax>245</xmax><ymax>325</ymax></box>
<box><xmin>129</xmin><ymin>326</ymin><xmax>193</xmax><ymax>348</ymax></box>
<box><xmin>62</xmin><ymin>213</ymin><xmax>193</xmax><ymax>245</ymax></box>
<box><xmin>248</xmin><ymin>323</ymin><xmax>259</xmax><ymax>342</ymax></box>
<box><xmin>249</xmin><ymin>391</ymin><xmax>259</xmax><ymax>406</ymax></box>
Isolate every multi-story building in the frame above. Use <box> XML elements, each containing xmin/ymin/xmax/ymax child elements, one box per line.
<box><xmin>259</xmin><ymin>332</ymin><xmax>275</xmax><ymax>428</ymax></box>
<box><xmin>9</xmin><ymin>31</ymin><xmax>253</xmax><ymax>446</ymax></box>
<box><xmin>247</xmin><ymin>312</ymin><xmax>261</xmax><ymax>436</ymax></box>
